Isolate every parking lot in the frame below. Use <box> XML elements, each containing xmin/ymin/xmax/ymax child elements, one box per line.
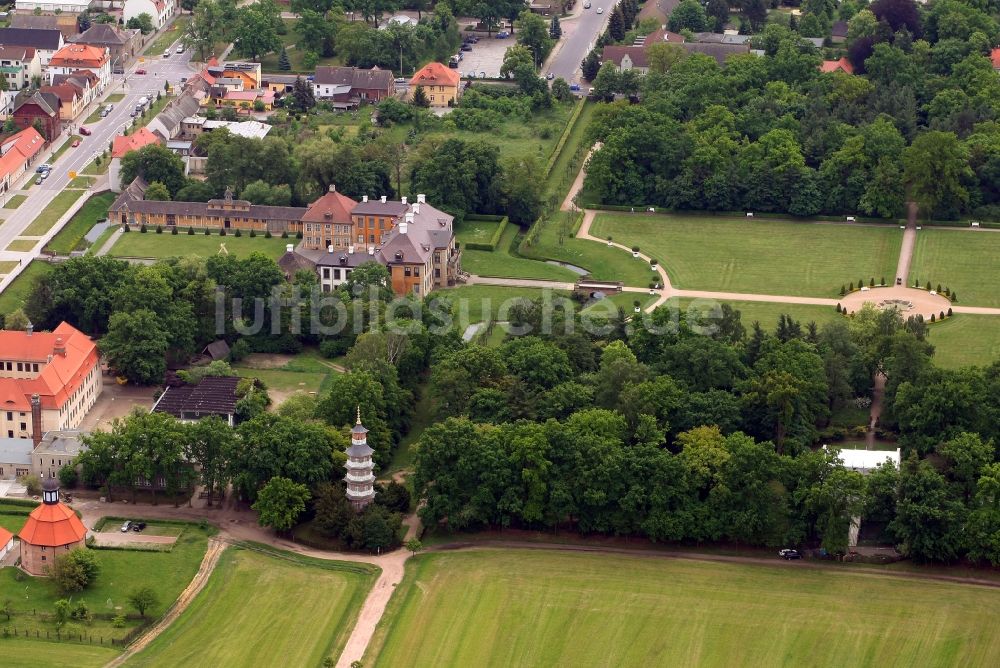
<box><xmin>455</xmin><ymin>34</ymin><xmax>512</xmax><ymax>79</ymax></box>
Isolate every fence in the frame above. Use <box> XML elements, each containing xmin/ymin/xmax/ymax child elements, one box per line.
<box><xmin>1</xmin><ymin>610</ymin><xmax>149</xmax><ymax>647</ymax></box>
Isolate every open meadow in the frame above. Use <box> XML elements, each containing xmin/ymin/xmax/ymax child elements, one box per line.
<box><xmin>366</xmin><ymin>549</ymin><xmax>1000</xmax><ymax>667</ymax></box>
<box><xmin>908</xmin><ymin>228</ymin><xmax>1000</xmax><ymax>308</ymax></box>
<box><xmin>926</xmin><ymin>314</ymin><xmax>1000</xmax><ymax>368</ymax></box>
<box><xmin>109</xmin><ymin>231</ymin><xmax>292</xmax><ymax>260</ymax></box>
<box><xmin>2</xmin><ymin>638</ymin><xmax>119</xmax><ymax>668</ymax></box>
<box><xmin>590</xmin><ymin>215</ymin><xmax>902</xmax><ymax>297</ymax></box>
<box><xmin>126</xmin><ymin>546</ymin><xmax>378</xmax><ymax>668</ymax></box>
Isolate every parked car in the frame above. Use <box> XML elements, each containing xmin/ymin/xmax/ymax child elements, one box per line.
<box><xmin>596</xmin><ymin>7</ymin><xmax>604</xmax><ymax>14</ymax></box>
<box><xmin>34</xmin><ymin>175</ymin><xmax>43</xmax><ymax>185</ymax></box>
<box><xmin>176</xmin><ymin>44</ymin><xmax>184</xmax><ymax>54</ymax></box>
<box><xmin>778</xmin><ymin>549</ymin><xmax>802</xmax><ymax>560</ymax></box>
<box><xmin>394</xmin><ymin>77</ymin><xmax>406</xmax><ymax>84</ymax></box>
<box><xmin>71</xmin><ymin>139</ymin><xmax>80</xmax><ymax>147</ymax></box>
<box><xmin>546</xmin><ymin>71</ymin><xmax>554</xmax><ymax>80</ymax></box>
<box><xmin>130</xmin><ymin>110</ymin><xmax>139</xmax><ymax>117</ymax></box>
<box><xmin>461</xmin><ymin>43</ymin><xmax>472</xmax><ymax>51</ymax></box>
<box><xmin>40</xmin><ymin>170</ymin><xmax>48</xmax><ymax>180</ymax></box>
<box><xmin>121</xmin><ymin>520</ymin><xmax>132</xmax><ymax>532</ymax></box>
<box><xmin>35</xmin><ymin>163</ymin><xmax>51</xmax><ymax>173</ymax></box>
<box><xmin>79</xmin><ymin>126</ymin><xmax>91</xmax><ymax>135</ymax></box>
<box><xmin>584</xmin><ymin>1</ymin><xmax>591</xmax><ymax>7</ymax></box>
<box><xmin>163</xmin><ymin>50</ymin><xmax>171</xmax><ymax>58</ymax></box>
<box><xmin>106</xmin><ymin>103</ymin><xmax>114</xmax><ymax>112</ymax></box>
<box><xmin>135</xmin><ymin>68</ymin><xmax>146</xmax><ymax>75</ymax></box>
<box><xmin>100</xmin><ymin>109</ymin><xmax>108</xmax><ymax>118</ymax></box>
<box><xmin>132</xmin><ymin>522</ymin><xmax>147</xmax><ymax>532</ymax></box>
<box><xmin>496</xmin><ymin>31</ymin><xmax>510</xmax><ymax>38</ymax></box>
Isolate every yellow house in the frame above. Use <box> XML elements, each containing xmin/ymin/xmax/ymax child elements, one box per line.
<box><xmin>409</xmin><ymin>62</ymin><xmax>461</xmax><ymax>107</ymax></box>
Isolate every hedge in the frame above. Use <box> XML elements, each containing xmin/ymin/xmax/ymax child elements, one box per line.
<box><xmin>545</xmin><ymin>98</ymin><xmax>586</xmax><ymax>178</ymax></box>
<box><xmin>462</xmin><ymin>215</ymin><xmax>510</xmax><ymax>251</ymax></box>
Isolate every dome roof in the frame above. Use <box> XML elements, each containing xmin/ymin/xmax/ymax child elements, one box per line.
<box><xmin>42</xmin><ymin>476</ymin><xmax>59</xmax><ymax>492</ymax></box>
<box><xmin>18</xmin><ymin>502</ymin><xmax>87</xmax><ymax>547</ymax></box>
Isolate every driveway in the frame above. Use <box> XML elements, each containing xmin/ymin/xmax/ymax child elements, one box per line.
<box><xmin>456</xmin><ymin>37</ymin><xmax>510</xmax><ymax>79</ymax></box>
<box><xmin>78</xmin><ymin>378</ymin><xmax>155</xmax><ymax>432</ymax></box>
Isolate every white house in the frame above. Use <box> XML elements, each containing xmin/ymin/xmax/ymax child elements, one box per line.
<box><xmin>0</xmin><ymin>27</ymin><xmax>64</xmax><ymax>68</ymax></box>
<box><xmin>47</xmin><ymin>43</ymin><xmax>110</xmax><ymax>92</ymax></box>
<box><xmin>123</xmin><ymin>0</ymin><xmax>174</xmax><ymax>31</ymax></box>
<box><xmin>0</xmin><ymin>45</ymin><xmax>42</xmax><ymax>91</ymax></box>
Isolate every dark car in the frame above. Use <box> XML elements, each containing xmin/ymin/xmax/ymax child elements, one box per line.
<box><xmin>778</xmin><ymin>549</ymin><xmax>802</xmax><ymax>560</ymax></box>
<box><xmin>461</xmin><ymin>43</ymin><xmax>473</xmax><ymax>51</ymax></box>
<box><xmin>79</xmin><ymin>126</ymin><xmax>91</xmax><ymax>136</ymax></box>
<box><xmin>132</xmin><ymin>522</ymin><xmax>147</xmax><ymax>532</ymax></box>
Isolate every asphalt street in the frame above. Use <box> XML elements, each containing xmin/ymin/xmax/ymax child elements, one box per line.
<box><xmin>546</xmin><ymin>0</ymin><xmax>619</xmax><ymax>84</ymax></box>
<box><xmin>0</xmin><ymin>29</ymin><xmax>196</xmax><ymax>292</ymax></box>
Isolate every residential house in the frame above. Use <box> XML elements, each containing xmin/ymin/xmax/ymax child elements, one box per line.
<box><xmin>691</xmin><ymin>32</ymin><xmax>752</xmax><ymax>45</ymax></box>
<box><xmin>409</xmin><ymin>61</ymin><xmax>461</xmax><ymax>107</ymax></box>
<box><xmin>681</xmin><ymin>42</ymin><xmax>750</xmax><ymax>65</ymax></box>
<box><xmin>39</xmin><ymin>82</ymin><xmax>85</xmax><ymax>120</ymax></box>
<box><xmin>213</xmin><ymin>88</ymin><xmax>274</xmax><ymax>111</ymax></box>
<box><xmin>123</xmin><ymin>0</ymin><xmax>174</xmax><ymax>30</ymax></box>
<box><xmin>0</xmin><ymin>45</ymin><xmax>41</xmax><ymax>91</ymax></box>
<box><xmin>151</xmin><ymin>376</ymin><xmax>241</xmax><ymax>426</ymax></box>
<box><xmin>109</xmin><ymin>127</ymin><xmax>161</xmax><ymax>191</ymax></box>
<box><xmin>47</xmin><ymin>43</ymin><xmax>110</xmax><ymax>92</ymax></box>
<box><xmin>71</xmin><ymin>23</ymin><xmax>141</xmax><ymax>71</ymax></box>
<box><xmin>820</xmin><ymin>57</ymin><xmax>854</xmax><ymax>74</ymax></box>
<box><xmin>9</xmin><ymin>11</ymin><xmax>78</xmax><ymax>39</ymax></box>
<box><xmin>145</xmin><ymin>92</ymin><xmax>200</xmax><ymax>141</ymax></box>
<box><xmin>31</xmin><ymin>430</ymin><xmax>84</xmax><ymax>480</ymax></box>
<box><xmin>278</xmin><ymin>243</ymin><xmax>316</xmax><ymax>280</ymax></box>
<box><xmin>262</xmin><ymin>73</ymin><xmax>299</xmax><ymax>95</ymax></box>
<box><xmin>0</xmin><ymin>322</ymin><xmax>104</xmax><ymax>440</ymax></box>
<box><xmin>601</xmin><ymin>46</ymin><xmax>651</xmax><ymax>74</ymax></box>
<box><xmin>51</xmin><ymin>70</ymin><xmax>98</xmax><ymax>106</ymax></box>
<box><xmin>178</xmin><ymin>116</ymin><xmax>271</xmax><ymax>141</ymax></box>
<box><xmin>312</xmin><ymin>66</ymin><xmax>394</xmax><ymax>107</ymax></box>
<box><xmin>12</xmin><ymin>90</ymin><xmax>61</xmax><ymax>141</ymax></box>
<box><xmin>831</xmin><ymin>20</ymin><xmax>849</xmax><ymax>44</ymax></box>
<box><xmin>109</xmin><ymin>184</ymin><xmax>309</xmax><ymax>235</ymax></box>
<box><xmin>0</xmin><ymin>126</ymin><xmax>45</xmax><ymax>194</ymax></box>
<box><xmin>220</xmin><ymin>61</ymin><xmax>261</xmax><ymax>89</ymax></box>
<box><xmin>0</xmin><ymin>27</ymin><xmax>64</xmax><ymax>67</ymax></box>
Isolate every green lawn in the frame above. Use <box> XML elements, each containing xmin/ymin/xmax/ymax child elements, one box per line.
<box><xmin>433</xmin><ymin>285</ymin><xmax>571</xmax><ymax>326</ymax></box>
<box><xmin>0</xmin><ymin>522</ymin><xmax>214</xmax><ymax>642</ymax></box>
<box><xmin>675</xmin><ymin>298</ymin><xmax>840</xmax><ymax>332</ymax></box>
<box><xmin>927</xmin><ymin>314</ymin><xmax>1000</xmax><ymax>369</ymax></box>
<box><xmin>0</xmin><ymin>260</ymin><xmax>16</xmax><ymax>274</ymax></box>
<box><xmin>461</xmin><ymin>222</ymin><xmax>578</xmax><ymax>282</ymax></box>
<box><xmin>591</xmin><ymin>215</ymin><xmax>902</xmax><ymax>297</ymax></box>
<box><xmin>6</xmin><ymin>239</ymin><xmax>36</xmax><ymax>251</ymax></box>
<box><xmin>2</xmin><ymin>638</ymin><xmax>119</xmax><ymax>668</ymax></box>
<box><xmin>22</xmin><ymin>189</ymin><xmax>86</xmax><ymax>236</ymax></box>
<box><xmin>366</xmin><ymin>549</ymin><xmax>1000</xmax><ymax>667</ymax></box>
<box><xmin>519</xmin><ymin>211</ymin><xmax>654</xmax><ymax>287</ymax></box>
<box><xmin>233</xmin><ymin>349</ymin><xmax>340</xmax><ymax>400</ymax></box>
<box><xmin>143</xmin><ymin>15</ymin><xmax>191</xmax><ymax>56</ymax></box>
<box><xmin>908</xmin><ymin>228</ymin><xmax>1000</xmax><ymax>308</ymax></box>
<box><xmin>455</xmin><ymin>218</ymin><xmax>502</xmax><ymax>247</ymax></box>
<box><xmin>0</xmin><ymin>261</ymin><xmax>53</xmax><ymax>316</ymax></box>
<box><xmin>82</xmin><ymin>154</ymin><xmax>110</xmax><ymax>176</ymax></box>
<box><xmin>126</xmin><ymin>546</ymin><xmax>378</xmax><ymax>668</ymax></box>
<box><xmin>4</xmin><ymin>194</ymin><xmax>26</xmax><ymax>209</ymax></box>
<box><xmin>545</xmin><ymin>101</ymin><xmax>597</xmax><ymax>199</ymax></box>
<box><xmin>260</xmin><ymin>18</ymin><xmax>344</xmax><ymax>73</ymax></box>
<box><xmin>110</xmin><ymin>232</ymin><xmax>292</xmax><ymax>260</ymax></box>
<box><xmin>46</xmin><ymin>192</ymin><xmax>116</xmax><ymax>255</ymax></box>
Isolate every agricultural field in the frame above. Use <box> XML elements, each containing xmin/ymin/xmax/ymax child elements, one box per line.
<box><xmin>109</xmin><ymin>231</ymin><xmax>292</xmax><ymax>260</ymax></box>
<box><xmin>366</xmin><ymin>549</ymin><xmax>1000</xmax><ymax>667</ymax></box>
<box><xmin>590</xmin><ymin>215</ymin><xmax>902</xmax><ymax>298</ymax></box>
<box><xmin>458</xmin><ymin>220</ymin><xmax>578</xmax><ymax>282</ymax></box>
<box><xmin>926</xmin><ymin>314</ymin><xmax>1000</xmax><ymax>369</ymax></box>
<box><xmin>908</xmin><ymin>228</ymin><xmax>1000</xmax><ymax>308</ymax></box>
<box><xmin>0</xmin><ymin>521</ymin><xmax>215</xmax><ymax>642</ymax></box>
<box><xmin>126</xmin><ymin>546</ymin><xmax>377</xmax><ymax>668</ymax></box>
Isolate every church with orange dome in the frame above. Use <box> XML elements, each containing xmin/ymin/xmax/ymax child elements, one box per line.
<box><xmin>18</xmin><ymin>476</ymin><xmax>88</xmax><ymax>576</ymax></box>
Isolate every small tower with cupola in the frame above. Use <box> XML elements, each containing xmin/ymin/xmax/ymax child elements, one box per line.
<box><xmin>344</xmin><ymin>407</ymin><xmax>376</xmax><ymax>510</ymax></box>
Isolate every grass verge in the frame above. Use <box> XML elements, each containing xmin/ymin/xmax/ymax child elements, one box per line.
<box><xmin>45</xmin><ymin>192</ymin><xmax>116</xmax><ymax>255</ymax></box>
<box><xmin>4</xmin><ymin>194</ymin><xmax>27</xmax><ymax>209</ymax></box>
<box><xmin>22</xmin><ymin>189</ymin><xmax>86</xmax><ymax>236</ymax></box>
<box><xmin>0</xmin><ymin>261</ymin><xmax>53</xmax><ymax>316</ymax></box>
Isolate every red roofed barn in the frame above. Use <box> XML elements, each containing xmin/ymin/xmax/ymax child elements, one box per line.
<box><xmin>409</xmin><ymin>61</ymin><xmax>461</xmax><ymax>107</ymax></box>
<box><xmin>18</xmin><ymin>476</ymin><xmax>88</xmax><ymax>576</ymax></box>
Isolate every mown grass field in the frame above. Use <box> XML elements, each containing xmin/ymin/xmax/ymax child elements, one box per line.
<box><xmin>366</xmin><ymin>549</ymin><xmax>1000</xmax><ymax>667</ymax></box>
<box><xmin>590</xmin><ymin>215</ymin><xmax>902</xmax><ymax>297</ymax></box>
<box><xmin>126</xmin><ymin>546</ymin><xmax>378</xmax><ymax>668</ymax></box>
<box><xmin>110</xmin><ymin>231</ymin><xmax>291</xmax><ymax>260</ymax></box>
<box><xmin>4</xmin><ymin>194</ymin><xmax>26</xmax><ymax>209</ymax></box>
<box><xmin>927</xmin><ymin>314</ymin><xmax>1000</xmax><ymax>369</ymax></box>
<box><xmin>675</xmin><ymin>297</ymin><xmax>840</xmax><ymax>331</ymax></box>
<box><xmin>46</xmin><ymin>191</ymin><xmax>116</xmax><ymax>254</ymax></box>
<box><xmin>0</xmin><ymin>261</ymin><xmax>53</xmax><ymax>316</ymax></box>
<box><xmin>2</xmin><ymin>638</ymin><xmax>118</xmax><ymax>668</ymax></box>
<box><xmin>460</xmin><ymin>221</ymin><xmax>578</xmax><ymax>282</ymax></box>
<box><xmin>22</xmin><ymin>189</ymin><xmax>86</xmax><ymax>236</ymax></box>
<box><xmin>6</xmin><ymin>239</ymin><xmax>37</xmax><ymax>251</ymax></box>
<box><xmin>0</xmin><ymin>522</ymin><xmax>214</xmax><ymax>641</ymax></box>
<box><xmin>908</xmin><ymin>229</ymin><xmax>1000</xmax><ymax>308</ymax></box>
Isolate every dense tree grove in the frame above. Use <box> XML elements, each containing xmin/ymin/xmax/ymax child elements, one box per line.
<box><xmin>585</xmin><ymin>14</ymin><xmax>1000</xmax><ymax>219</ymax></box>
<box><xmin>412</xmin><ymin>299</ymin><xmax>1000</xmax><ymax>564</ymax></box>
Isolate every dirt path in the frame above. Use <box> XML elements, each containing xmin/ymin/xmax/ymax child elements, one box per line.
<box><xmin>867</xmin><ymin>372</ymin><xmax>886</xmax><ymax>447</ymax></box>
<box><xmin>104</xmin><ymin>537</ymin><xmax>227</xmax><ymax>668</ymax></box>
<box><xmin>895</xmin><ymin>201</ymin><xmax>918</xmax><ymax>283</ymax></box>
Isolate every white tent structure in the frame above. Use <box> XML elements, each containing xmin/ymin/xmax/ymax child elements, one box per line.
<box><xmin>824</xmin><ymin>445</ymin><xmax>901</xmax><ymax>475</ymax></box>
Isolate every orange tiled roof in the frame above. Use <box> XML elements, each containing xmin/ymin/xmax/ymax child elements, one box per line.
<box><xmin>992</xmin><ymin>48</ymin><xmax>1000</xmax><ymax>69</ymax></box>
<box><xmin>409</xmin><ymin>61</ymin><xmax>460</xmax><ymax>88</ymax></box>
<box><xmin>50</xmin><ymin>43</ymin><xmax>107</xmax><ymax>68</ymax></box>
<box><xmin>0</xmin><ymin>126</ymin><xmax>45</xmax><ymax>181</ymax></box>
<box><xmin>112</xmin><ymin>127</ymin><xmax>161</xmax><ymax>158</ymax></box>
<box><xmin>18</xmin><ymin>502</ymin><xmax>87</xmax><ymax>547</ymax></box>
<box><xmin>820</xmin><ymin>57</ymin><xmax>854</xmax><ymax>74</ymax></box>
<box><xmin>0</xmin><ymin>526</ymin><xmax>12</xmax><ymax>546</ymax></box>
<box><xmin>302</xmin><ymin>188</ymin><xmax>357</xmax><ymax>224</ymax></box>
<box><xmin>0</xmin><ymin>322</ymin><xmax>100</xmax><ymax>412</ymax></box>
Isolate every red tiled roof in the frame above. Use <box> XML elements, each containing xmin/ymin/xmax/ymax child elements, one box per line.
<box><xmin>992</xmin><ymin>48</ymin><xmax>1000</xmax><ymax>69</ymax></box>
<box><xmin>39</xmin><ymin>83</ymin><xmax>82</xmax><ymax>104</ymax></box>
<box><xmin>410</xmin><ymin>61</ymin><xmax>460</xmax><ymax>88</ymax></box>
<box><xmin>18</xmin><ymin>501</ymin><xmax>87</xmax><ymax>547</ymax></box>
<box><xmin>112</xmin><ymin>127</ymin><xmax>160</xmax><ymax>158</ymax></box>
<box><xmin>820</xmin><ymin>57</ymin><xmax>854</xmax><ymax>74</ymax></box>
<box><xmin>50</xmin><ymin>43</ymin><xmax>107</xmax><ymax>68</ymax></box>
<box><xmin>0</xmin><ymin>526</ymin><xmax>12</xmax><ymax>547</ymax></box>
<box><xmin>0</xmin><ymin>126</ymin><xmax>45</xmax><ymax>181</ymax></box>
<box><xmin>0</xmin><ymin>322</ymin><xmax>100</xmax><ymax>412</ymax></box>
<box><xmin>302</xmin><ymin>188</ymin><xmax>358</xmax><ymax>224</ymax></box>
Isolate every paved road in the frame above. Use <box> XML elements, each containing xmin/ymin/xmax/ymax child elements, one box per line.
<box><xmin>547</xmin><ymin>1</ymin><xmax>620</xmax><ymax>84</ymax></box>
<box><xmin>0</xmin><ymin>28</ymin><xmax>196</xmax><ymax>294</ymax></box>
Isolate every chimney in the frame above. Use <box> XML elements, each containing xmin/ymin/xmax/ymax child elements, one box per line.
<box><xmin>329</xmin><ymin>184</ymin><xmax>336</xmax><ymax>192</ymax></box>
<box><xmin>401</xmin><ymin>196</ymin><xmax>407</xmax><ymax>205</ymax></box>
<box><xmin>417</xmin><ymin>194</ymin><xmax>426</xmax><ymax>204</ymax></box>
<box><xmin>327</xmin><ymin>245</ymin><xmax>334</xmax><ymax>253</ymax></box>
<box><xmin>54</xmin><ymin>337</ymin><xmax>66</xmax><ymax>357</ymax></box>
<box><xmin>413</xmin><ymin>202</ymin><xmax>420</xmax><ymax>214</ymax></box>
<box><xmin>31</xmin><ymin>394</ymin><xmax>42</xmax><ymax>446</ymax></box>
<box><xmin>362</xmin><ymin>195</ymin><xmax>368</xmax><ymax>203</ymax></box>
<box><xmin>399</xmin><ymin>219</ymin><xmax>408</xmax><ymax>235</ymax></box>
<box><xmin>26</xmin><ymin>322</ymin><xmax>33</xmax><ymax>336</ymax></box>
<box><xmin>286</xmin><ymin>244</ymin><xmax>293</xmax><ymax>253</ymax></box>
<box><xmin>380</xmin><ymin>195</ymin><xmax>387</xmax><ymax>204</ymax></box>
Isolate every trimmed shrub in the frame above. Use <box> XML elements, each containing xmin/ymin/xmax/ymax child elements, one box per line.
<box><xmin>869</xmin><ymin>277</ymin><xmax>875</xmax><ymax>287</ymax></box>
<box><xmin>139</xmin><ymin>223</ymin><xmax>147</xmax><ymax>233</ymax></box>
<box><xmin>281</xmin><ymin>230</ymin><xmax>289</xmax><ymax>239</ymax></box>
<box><xmin>220</xmin><ymin>228</ymin><xmax>227</xmax><ymax>236</ymax></box>
<box><xmin>849</xmin><ymin>282</ymin><xmax>854</xmax><ymax>291</ymax></box>
<box><xmin>296</xmin><ymin>230</ymin><xmax>303</xmax><ymax>239</ymax></box>
<box><xmin>951</xmin><ymin>291</ymin><xmax>958</xmax><ymax>302</ymax></box>
<box><xmin>930</xmin><ymin>313</ymin><xmax>936</xmax><ymax>322</ymax></box>
<box><xmin>234</xmin><ymin>228</ymin><xmax>242</xmax><ymax>237</ymax></box>
<box><xmin>249</xmin><ymin>229</ymin><xmax>256</xmax><ymax>238</ymax></box>
<box><xmin>171</xmin><ymin>226</ymin><xmax>178</xmax><ymax>235</ymax></box>
<box><xmin>204</xmin><ymin>227</ymin><xmax>211</xmax><ymax>235</ymax></box>
<box><xmin>948</xmin><ymin>307</ymin><xmax>953</xmax><ymax>316</ymax></box>
<box><xmin>188</xmin><ymin>227</ymin><xmax>194</xmax><ymax>235</ymax></box>
<box><xmin>265</xmin><ymin>230</ymin><xmax>272</xmax><ymax>238</ymax></box>
<box><xmin>155</xmin><ymin>225</ymin><xmax>163</xmax><ymax>234</ymax></box>
<box><xmin>840</xmin><ymin>284</ymin><xmax>846</xmax><ymax>296</ymax></box>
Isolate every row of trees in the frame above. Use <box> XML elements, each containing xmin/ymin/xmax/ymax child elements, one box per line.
<box><xmin>409</xmin><ymin>295</ymin><xmax>1000</xmax><ymax>563</ymax></box>
<box><xmin>583</xmin><ymin>17</ymin><xmax>1000</xmax><ymax>218</ymax></box>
